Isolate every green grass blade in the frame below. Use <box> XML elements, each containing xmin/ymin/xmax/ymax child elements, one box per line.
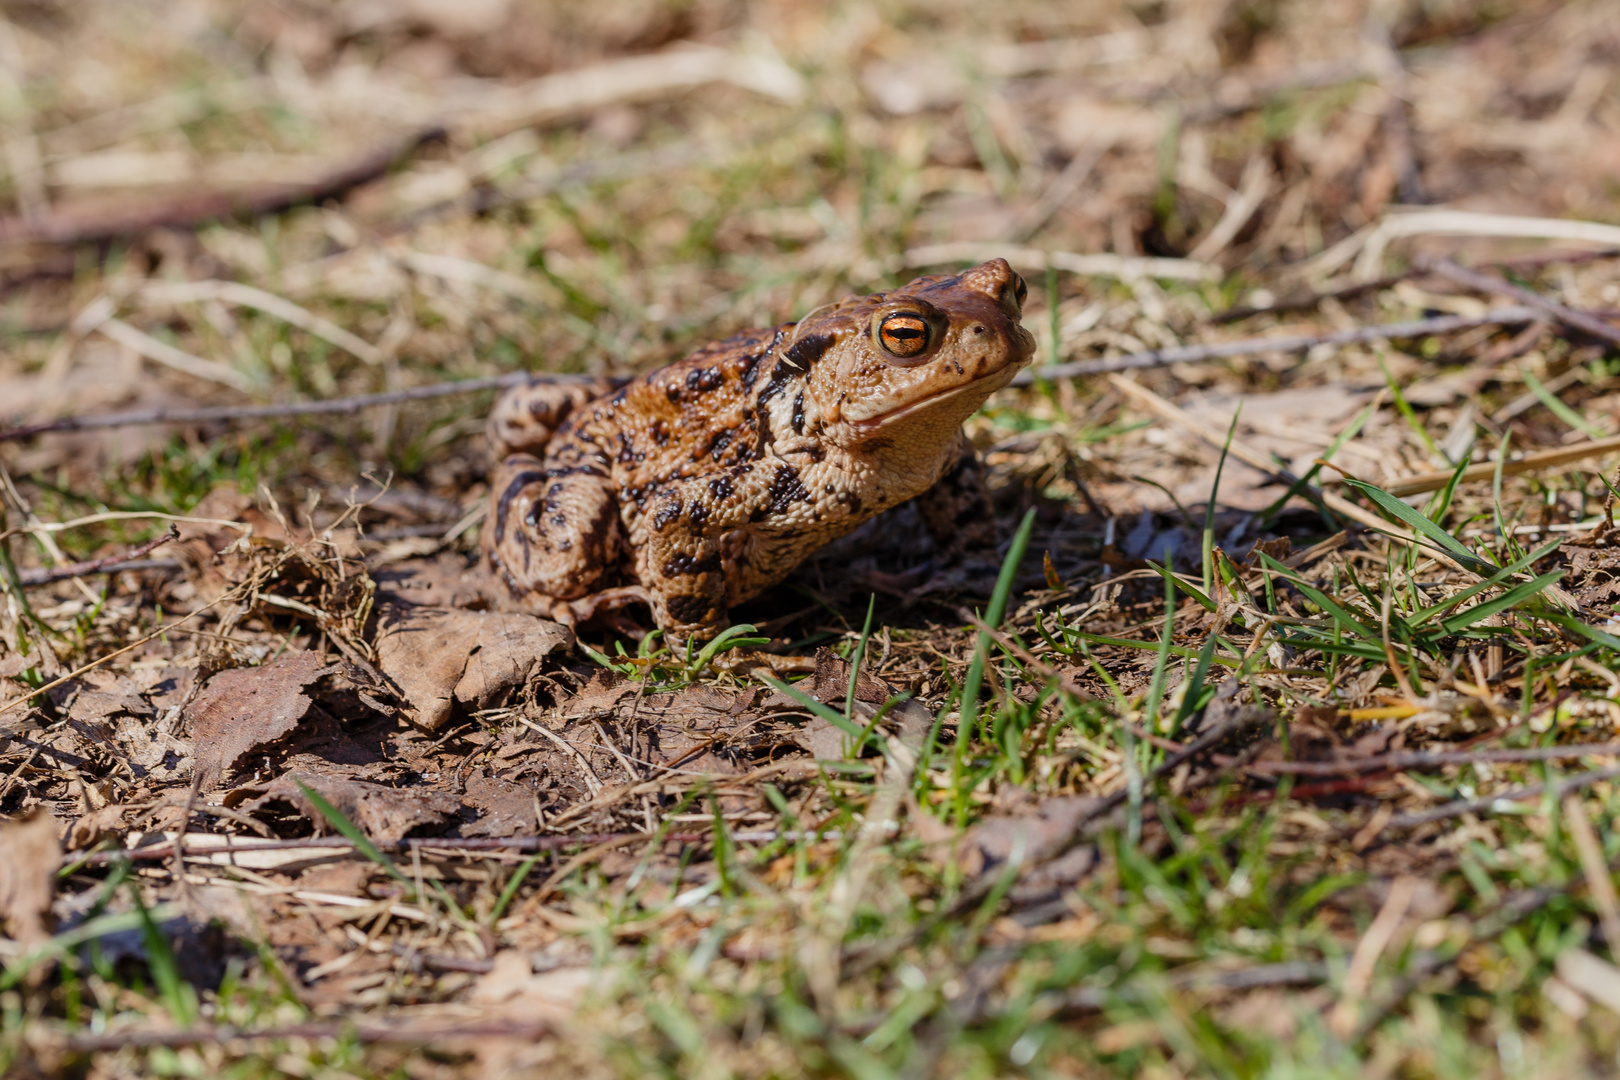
<box><xmin>1062</xmin><ymin>631</ymin><xmax>1244</xmax><ymax>667</ymax></box>
<box><xmin>130</xmin><ymin>879</ymin><xmax>196</xmax><ymax>1026</ymax></box>
<box><xmin>692</xmin><ymin>623</ymin><xmax>771</xmax><ymax>674</ymax></box>
<box><xmin>1341</xmin><ymin>478</ymin><xmax>1493</xmax><ymax>574</ymax></box>
<box><xmin>846</xmin><ymin>596</ymin><xmax>876</xmax><ymax>727</ymax></box>
<box><xmin>1141</xmin><ymin>570</ymin><xmax>1177</xmax><ymax>734</ymax></box>
<box><xmin>293</xmin><ymin>778</ymin><xmax>416</xmax><ymax>895</ymax></box>
<box><xmin>986</xmin><ymin>507</ymin><xmax>1036</xmax><ymax>628</ymax></box>
<box><xmin>1145</xmin><ymin>558</ymin><xmax>1218</xmax><ymax>613</ymax></box>
<box><xmin>1258</xmin><ymin>393</ymin><xmax>1382</xmax><ymax>529</ymax></box>
<box><xmin>1425</xmin><ymin>453</ymin><xmax>1473</xmax><ymax>523</ymax></box>
<box><xmin>1438</xmin><ymin>571</ymin><xmax>1564</xmax><ymax>634</ymax></box>
<box><xmin>953</xmin><ymin>508</ymin><xmax>1036</xmax><ymax>827</ymax></box>
<box><xmin>1523</xmin><ymin>369</ymin><xmax>1603</xmax><ymax>438</ymax></box>
<box><xmin>1255</xmin><ymin>552</ymin><xmax>1378</xmax><ymax>638</ymax></box>
<box><xmin>1380</xmin><ymin>352</ymin><xmax>1443</xmax><ymax>459</ymax></box>
<box><xmin>1544</xmin><ymin>614</ymin><xmax>1620</xmax><ymax>654</ymax></box>
<box><xmin>759</xmin><ymin>674</ymin><xmax>867</xmax><ymax>741</ymax></box>
<box><xmin>489</xmin><ymin>852</ymin><xmax>543</xmax><ymax>927</ymax></box>
<box><xmin>1411</xmin><ymin>538</ymin><xmax>1561</xmax><ymax>626</ymax></box>
<box><xmin>1202</xmin><ymin>402</ymin><xmax>1242</xmax><ymax>596</ymax></box>
<box><xmin>1171</xmin><ymin>632</ymin><xmax>1220</xmax><ymax>735</ymax></box>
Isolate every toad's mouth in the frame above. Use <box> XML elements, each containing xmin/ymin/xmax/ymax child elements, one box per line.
<box><xmin>847</xmin><ymin>366</ymin><xmax>1021</xmax><ymax>434</ymax></box>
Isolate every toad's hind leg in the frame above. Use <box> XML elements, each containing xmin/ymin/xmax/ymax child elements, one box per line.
<box><xmin>486</xmin><ymin>375</ymin><xmax>619</xmax><ymax>458</ymax></box>
<box><xmin>484</xmin><ymin>454</ymin><xmax>623</xmax><ymax>608</ymax></box>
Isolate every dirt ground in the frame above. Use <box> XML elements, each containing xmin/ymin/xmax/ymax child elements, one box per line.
<box><xmin>4</xmin><ymin>1</ymin><xmax>1620</xmax><ymax>1076</ymax></box>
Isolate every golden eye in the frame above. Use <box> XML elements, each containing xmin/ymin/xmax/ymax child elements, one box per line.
<box><xmin>878</xmin><ymin>312</ymin><xmax>931</xmax><ymax>359</ymax></box>
<box><xmin>1011</xmin><ymin>273</ymin><xmax>1028</xmax><ymax>307</ymax></box>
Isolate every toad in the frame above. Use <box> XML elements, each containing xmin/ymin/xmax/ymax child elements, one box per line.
<box><xmin>483</xmin><ymin>258</ymin><xmax>1036</xmax><ymax>638</ymax></box>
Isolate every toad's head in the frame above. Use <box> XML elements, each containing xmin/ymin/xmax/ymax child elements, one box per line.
<box><xmin>788</xmin><ymin>259</ymin><xmax>1037</xmax><ymax>455</ymax></box>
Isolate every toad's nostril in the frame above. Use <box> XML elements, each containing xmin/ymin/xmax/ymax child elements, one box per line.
<box><xmin>972</xmin><ymin>325</ymin><xmax>986</xmax><ymax>335</ymax></box>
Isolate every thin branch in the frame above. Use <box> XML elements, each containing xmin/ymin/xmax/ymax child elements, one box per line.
<box><xmin>0</xmin><ymin>372</ymin><xmax>616</xmax><ymax>444</ymax></box>
<box><xmin>16</xmin><ymin>526</ymin><xmax>177</xmax><ymax>587</ymax></box>
<box><xmin>64</xmin><ymin>1019</ymin><xmax>548</xmax><ymax>1053</ymax></box>
<box><xmin>1420</xmin><ymin>256</ymin><xmax>1620</xmax><ymax>349</ymax></box>
<box><xmin>1375</xmin><ymin>764</ymin><xmax>1620</xmax><ymax>836</ymax></box>
<box><xmin>1013</xmin><ymin>306</ymin><xmax>1537</xmax><ymax>384</ymax></box>
<box><xmin>1246</xmin><ymin>740</ymin><xmax>1620</xmax><ymax>776</ymax></box>
<box><xmin>0</xmin><ymin>127</ymin><xmax>446</xmax><ymax>247</ymax></box>
<box><xmin>75</xmin><ymin>827</ymin><xmax>829</xmax><ymax>867</ymax></box>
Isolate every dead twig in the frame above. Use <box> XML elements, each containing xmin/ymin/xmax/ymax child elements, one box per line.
<box><xmin>1013</xmin><ymin>306</ymin><xmax>1537</xmax><ymax>384</ymax></box>
<box><xmin>1363</xmin><ymin>431</ymin><xmax>1620</xmax><ymax>498</ymax></box>
<box><xmin>1420</xmin><ymin>256</ymin><xmax>1620</xmax><ymax>350</ymax></box>
<box><xmin>1247</xmin><ymin>740</ymin><xmax>1620</xmax><ymax>777</ymax></box>
<box><xmin>60</xmin><ymin>1019</ymin><xmax>547</xmax><ymax>1053</ymax></box>
<box><xmin>0</xmin><ymin>127</ymin><xmax>446</xmax><ymax>248</ymax></box>
<box><xmin>1368</xmin><ymin>763</ymin><xmax>1620</xmax><ymax>839</ymax></box>
<box><xmin>76</xmin><ymin>827</ymin><xmax>837</xmax><ymax>867</ymax></box>
<box><xmin>0</xmin><ymin>373</ymin><xmax>617</xmax><ymax>444</ymax></box>
<box><xmin>1210</xmin><ymin>272</ymin><xmax>1413</xmax><ymax>324</ymax></box>
<box><xmin>16</xmin><ymin>525</ymin><xmax>177</xmax><ymax>587</ymax></box>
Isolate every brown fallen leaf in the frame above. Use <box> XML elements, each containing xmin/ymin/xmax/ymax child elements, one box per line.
<box><xmin>935</xmin><ymin>793</ymin><xmax>1104</xmax><ymax>891</ymax></box>
<box><xmin>0</xmin><ymin>810</ymin><xmax>60</xmax><ymax>950</ymax></box>
<box><xmin>374</xmin><ymin>603</ymin><xmax>572</xmax><ymax>730</ymax></box>
<box><xmin>51</xmin><ymin>670</ymin><xmax>155</xmax><ymax>724</ymax></box>
<box><xmin>66</xmin><ymin>803</ymin><xmax>132</xmax><ymax>851</ymax></box>
<box><xmin>371</xmin><ymin>551</ymin><xmax>492</xmax><ymax>610</ymax></box>
<box><xmin>555</xmin><ymin>670</ymin><xmax>638</xmax><ymax>722</ymax></box>
<box><xmin>461</xmin><ymin>772</ymin><xmax>543</xmax><ymax>838</ymax></box>
<box><xmin>240</xmin><ymin>771</ymin><xmax>460</xmax><ymax>844</ymax></box>
<box><xmin>187</xmin><ymin>651</ymin><xmax>337</xmax><ymax>790</ymax></box>
<box><xmin>0</xmin><ymin>651</ymin><xmax>41</xmax><ymax>681</ymax></box>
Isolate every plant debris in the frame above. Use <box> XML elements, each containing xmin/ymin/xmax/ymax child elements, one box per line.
<box><xmin>4</xmin><ymin>1</ymin><xmax>1620</xmax><ymax>1076</ymax></box>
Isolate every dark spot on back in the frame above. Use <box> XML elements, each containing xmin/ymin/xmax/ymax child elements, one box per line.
<box><xmin>783</xmin><ymin>332</ymin><xmax>833</xmax><ymax>370</ymax></box>
<box><xmin>665</xmin><ymin>594</ymin><xmax>711</xmax><ymax>625</ymax></box>
<box><xmin>493</xmin><ymin>467</ymin><xmax>545</xmax><ymax>545</ymax></box>
<box><xmin>663</xmin><ymin>550</ymin><xmax>720</xmax><ymax>577</ymax></box>
<box><xmin>791</xmin><ymin>391</ymin><xmax>805</xmax><ymax>435</ymax></box>
<box><xmin>686</xmin><ymin>367</ymin><xmax>724</xmax><ymax>393</ymax></box>
<box><xmin>738</xmin><ymin>349</ymin><xmax>765</xmax><ymax>391</ymax></box>
<box><xmin>653</xmin><ymin>496</ymin><xmax>683</xmax><ymax>531</ymax></box>
<box><xmin>699</xmin><ymin>427</ymin><xmax>734</xmax><ymax>461</ymax></box>
<box><xmin>754</xmin><ymin>464</ymin><xmax>811</xmax><ymax>521</ymax></box>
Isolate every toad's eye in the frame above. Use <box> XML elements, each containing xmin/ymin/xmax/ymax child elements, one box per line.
<box><xmin>1011</xmin><ymin>273</ymin><xmax>1028</xmax><ymax>307</ymax></box>
<box><xmin>878</xmin><ymin>312</ymin><xmax>931</xmax><ymax>359</ymax></box>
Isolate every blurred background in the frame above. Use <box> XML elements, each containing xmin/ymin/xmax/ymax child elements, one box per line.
<box><xmin>3</xmin><ymin>0</ymin><xmax>1616</xmax><ymax>469</ymax></box>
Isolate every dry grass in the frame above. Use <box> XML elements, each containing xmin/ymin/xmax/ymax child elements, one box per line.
<box><xmin>4</xmin><ymin>0</ymin><xmax>1620</xmax><ymax>1076</ymax></box>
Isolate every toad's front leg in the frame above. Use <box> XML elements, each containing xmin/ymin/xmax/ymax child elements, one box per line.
<box><xmin>633</xmin><ymin>464</ymin><xmax>784</xmax><ymax>639</ymax></box>
<box><xmin>909</xmin><ymin>433</ymin><xmax>1003</xmax><ymax>593</ymax></box>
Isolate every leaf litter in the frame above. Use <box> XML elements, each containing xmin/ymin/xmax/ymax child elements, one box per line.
<box><xmin>2</xmin><ymin>0</ymin><xmax>1620</xmax><ymax>1076</ymax></box>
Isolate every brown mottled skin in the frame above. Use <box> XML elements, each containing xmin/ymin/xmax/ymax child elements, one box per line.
<box><xmin>483</xmin><ymin>258</ymin><xmax>1036</xmax><ymax>638</ymax></box>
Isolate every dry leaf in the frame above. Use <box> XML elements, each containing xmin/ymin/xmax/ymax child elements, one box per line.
<box><xmin>187</xmin><ymin>652</ymin><xmax>337</xmax><ymax>790</ymax></box>
<box><xmin>374</xmin><ymin>604</ymin><xmax>572</xmax><ymax>729</ymax></box>
<box><xmin>242</xmin><ymin>771</ymin><xmax>460</xmax><ymax>844</ymax></box>
<box><xmin>0</xmin><ymin>811</ymin><xmax>60</xmax><ymax>950</ymax></box>
<box><xmin>461</xmin><ymin>773</ymin><xmax>543</xmax><ymax>838</ymax></box>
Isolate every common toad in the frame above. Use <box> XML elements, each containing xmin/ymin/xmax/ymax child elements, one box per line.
<box><xmin>484</xmin><ymin>258</ymin><xmax>1036</xmax><ymax>638</ymax></box>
